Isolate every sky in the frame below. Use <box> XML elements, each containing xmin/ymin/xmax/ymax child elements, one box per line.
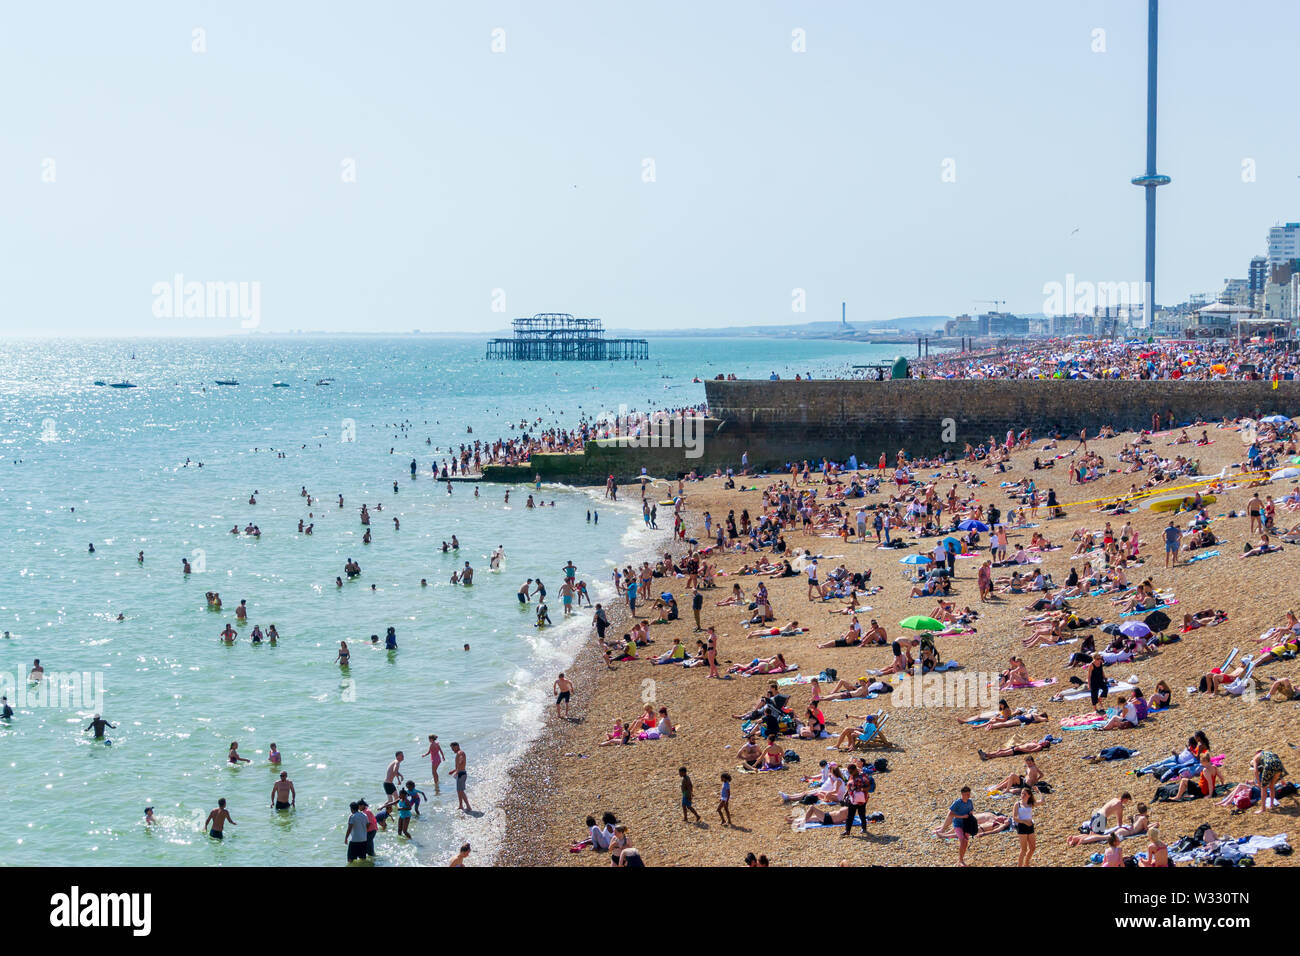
<box><xmin>2</xmin><ymin>0</ymin><xmax>1298</xmax><ymax>336</ymax></box>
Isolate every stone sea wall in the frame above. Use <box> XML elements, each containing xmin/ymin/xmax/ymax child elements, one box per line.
<box><xmin>480</xmin><ymin>379</ymin><xmax>1300</xmax><ymax>483</ymax></box>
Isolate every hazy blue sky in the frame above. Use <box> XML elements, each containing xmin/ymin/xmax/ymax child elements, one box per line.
<box><xmin>2</xmin><ymin>0</ymin><xmax>1297</xmax><ymax>336</ymax></box>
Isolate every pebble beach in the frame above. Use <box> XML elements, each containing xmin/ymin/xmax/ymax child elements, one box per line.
<box><xmin>500</xmin><ymin>422</ymin><xmax>1300</xmax><ymax>867</ymax></box>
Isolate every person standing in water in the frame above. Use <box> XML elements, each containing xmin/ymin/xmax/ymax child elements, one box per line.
<box><xmin>271</xmin><ymin>771</ymin><xmax>295</xmax><ymax>810</ymax></box>
<box><xmin>205</xmin><ymin>798</ymin><xmax>236</xmax><ymax>841</ymax></box>
<box><xmin>85</xmin><ymin>714</ymin><xmax>115</xmax><ymax>739</ymax></box>
<box><xmin>384</xmin><ymin>751</ymin><xmax>404</xmax><ymax>797</ymax></box>
<box><xmin>423</xmin><ymin>734</ymin><xmax>445</xmax><ymax>795</ymax></box>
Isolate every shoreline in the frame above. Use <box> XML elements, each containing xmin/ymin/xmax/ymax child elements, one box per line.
<box><xmin>492</xmin><ymin>425</ymin><xmax>1300</xmax><ymax>868</ymax></box>
<box><xmin>496</xmin><ymin>501</ymin><xmax>676</xmax><ymax>866</ymax></box>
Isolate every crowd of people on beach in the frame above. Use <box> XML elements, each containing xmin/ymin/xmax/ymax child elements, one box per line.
<box><xmin>555</xmin><ymin>387</ymin><xmax>1300</xmax><ymax>867</ymax></box>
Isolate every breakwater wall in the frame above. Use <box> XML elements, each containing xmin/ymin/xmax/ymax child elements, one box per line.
<box><xmin>480</xmin><ymin>379</ymin><xmax>1300</xmax><ymax>483</ymax></box>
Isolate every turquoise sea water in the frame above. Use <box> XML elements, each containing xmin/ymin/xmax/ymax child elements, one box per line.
<box><xmin>0</xmin><ymin>335</ymin><xmax>910</xmax><ymax>866</ymax></box>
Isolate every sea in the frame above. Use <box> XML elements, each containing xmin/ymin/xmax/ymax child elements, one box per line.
<box><xmin>0</xmin><ymin>335</ymin><xmax>914</xmax><ymax>866</ymax></box>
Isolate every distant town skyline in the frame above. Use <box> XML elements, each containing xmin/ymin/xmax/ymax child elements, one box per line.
<box><xmin>3</xmin><ymin>0</ymin><xmax>1300</xmax><ymax>336</ymax></box>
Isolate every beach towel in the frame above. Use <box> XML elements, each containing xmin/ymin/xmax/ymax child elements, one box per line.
<box><xmin>1004</xmin><ymin>677</ymin><xmax>1058</xmax><ymax>689</ymax></box>
<box><xmin>1187</xmin><ymin>550</ymin><xmax>1220</xmax><ymax>562</ymax></box>
<box><xmin>1062</xmin><ymin>712</ymin><xmax>1108</xmax><ymax>729</ymax></box>
<box><xmin>1054</xmin><ymin>680</ymin><xmax>1137</xmax><ymax>702</ymax></box>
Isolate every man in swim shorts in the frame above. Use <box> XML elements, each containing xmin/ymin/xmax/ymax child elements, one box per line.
<box><xmin>553</xmin><ymin>673</ymin><xmax>573</xmax><ymax>718</ymax></box>
<box><xmin>450</xmin><ymin>742</ymin><xmax>472</xmax><ymax>812</ymax></box>
<box><xmin>384</xmin><ymin>751</ymin><xmax>404</xmax><ymax>796</ymax></box>
<box><xmin>205</xmin><ymin>798</ymin><xmax>235</xmax><ymax>840</ymax></box>
<box><xmin>271</xmin><ymin>771</ymin><xmax>295</xmax><ymax>810</ymax></box>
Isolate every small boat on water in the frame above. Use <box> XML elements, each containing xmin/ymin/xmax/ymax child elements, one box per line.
<box><xmin>93</xmin><ymin>380</ymin><xmax>106</xmax><ymax>386</ymax></box>
<box><xmin>109</xmin><ymin>382</ymin><xmax>137</xmax><ymax>389</ymax></box>
<box><xmin>215</xmin><ymin>379</ymin><xmax>239</xmax><ymax>386</ymax></box>
<box><xmin>272</xmin><ymin>381</ymin><xmax>291</xmax><ymax>388</ymax></box>
<box><xmin>316</xmin><ymin>378</ymin><xmax>335</xmax><ymax>386</ymax></box>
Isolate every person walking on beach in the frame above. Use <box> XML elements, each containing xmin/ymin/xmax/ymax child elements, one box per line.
<box><xmin>1015</xmin><ymin>788</ymin><xmax>1036</xmax><ymax>866</ymax></box>
<box><xmin>1163</xmin><ymin>520</ymin><xmax>1182</xmax><ymax>568</ymax></box>
<box><xmin>423</xmin><ymin>734</ymin><xmax>445</xmax><ymax>794</ymax></box>
<box><xmin>626</xmin><ymin>576</ymin><xmax>639</xmax><ymax>618</ymax></box>
<box><xmin>553</xmin><ymin>672</ymin><xmax>574</xmax><ymax>718</ymax></box>
<box><xmin>271</xmin><ymin>771</ymin><xmax>295</xmax><ymax>810</ymax></box>
<box><xmin>939</xmin><ymin>786</ymin><xmax>977</xmax><ymax>866</ymax></box>
<box><xmin>450</xmin><ymin>742</ymin><xmax>472</xmax><ymax>812</ymax></box>
<box><xmin>679</xmin><ymin>767</ymin><xmax>702</xmax><ymax>823</ymax></box>
<box><xmin>842</xmin><ymin>764</ymin><xmax>870</xmax><ymax>836</ymax></box>
<box><xmin>692</xmin><ymin>587</ymin><xmax>704</xmax><ymax>632</ymax></box>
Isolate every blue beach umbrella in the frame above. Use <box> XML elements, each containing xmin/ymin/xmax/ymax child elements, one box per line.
<box><xmin>900</xmin><ymin>554</ymin><xmax>931</xmax><ymax>565</ymax></box>
<box><xmin>958</xmin><ymin>519</ymin><xmax>989</xmax><ymax>532</ymax></box>
<box><xmin>942</xmin><ymin>536</ymin><xmax>961</xmax><ymax>553</ymax></box>
<box><xmin>1118</xmin><ymin>621</ymin><xmax>1151</xmax><ymax>639</ymax></box>
<box><xmin>1260</xmin><ymin>415</ymin><xmax>1290</xmax><ymax>425</ymax></box>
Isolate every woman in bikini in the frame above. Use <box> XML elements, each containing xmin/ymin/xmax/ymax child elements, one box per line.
<box><xmin>423</xmin><ymin>734</ymin><xmax>446</xmax><ymax>794</ymax></box>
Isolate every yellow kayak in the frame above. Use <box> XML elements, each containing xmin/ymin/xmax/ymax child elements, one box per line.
<box><xmin>1146</xmin><ymin>493</ymin><xmax>1215</xmax><ymax>513</ymax></box>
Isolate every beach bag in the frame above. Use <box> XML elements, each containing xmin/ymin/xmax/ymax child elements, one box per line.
<box><xmin>1233</xmin><ymin>792</ymin><xmax>1253</xmax><ymax>811</ymax></box>
<box><xmin>1087</xmin><ymin>811</ymin><xmax>1107</xmax><ymax>834</ymax></box>
<box><xmin>783</xmin><ymin>749</ymin><xmax>800</xmax><ymax>763</ymax></box>
<box><xmin>873</xmin><ymin>758</ymin><xmax>889</xmax><ymax>773</ymax></box>
<box><xmin>823</xmin><ymin>668</ymin><xmax>838</xmax><ymax>681</ymax></box>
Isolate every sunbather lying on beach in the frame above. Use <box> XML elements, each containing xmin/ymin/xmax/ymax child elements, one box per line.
<box><xmin>977</xmin><ymin>735</ymin><xmax>1052</xmax><ymax>760</ymax></box>
<box><xmin>1064</xmin><ymin>804</ymin><xmax>1150</xmax><ymax>845</ymax></box>
<box><xmin>1181</xmin><ymin>609</ymin><xmax>1228</xmax><ymax>631</ymax></box>
<box><xmin>729</xmin><ymin>653</ymin><xmax>791</xmax><ymax>676</ymax></box>
<box><xmin>820</xmin><ymin>678</ymin><xmax>888</xmax><ymax>701</ymax></box>
<box><xmin>745</xmin><ymin>620</ymin><xmax>803</xmax><ymax>639</ymax></box>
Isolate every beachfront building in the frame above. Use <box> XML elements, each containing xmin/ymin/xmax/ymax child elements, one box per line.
<box><xmin>1262</xmin><ymin>262</ymin><xmax>1300</xmax><ymax>325</ymax></box>
<box><xmin>1267</xmin><ymin>222</ymin><xmax>1300</xmax><ymax>266</ymax></box>
<box><xmin>1218</xmin><ymin>277</ymin><xmax>1251</xmax><ymax>307</ymax></box>
<box><xmin>1249</xmin><ymin>255</ymin><xmax>1269</xmax><ymax>307</ymax></box>
<box><xmin>1187</xmin><ymin>300</ymin><xmax>1266</xmax><ymax>340</ymax></box>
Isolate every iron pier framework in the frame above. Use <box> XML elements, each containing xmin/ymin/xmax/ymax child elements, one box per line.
<box><xmin>486</xmin><ymin>313</ymin><xmax>648</xmax><ymax>361</ymax></box>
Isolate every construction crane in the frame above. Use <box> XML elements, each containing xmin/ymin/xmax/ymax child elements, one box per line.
<box><xmin>974</xmin><ymin>299</ymin><xmax>1006</xmax><ymax>312</ymax></box>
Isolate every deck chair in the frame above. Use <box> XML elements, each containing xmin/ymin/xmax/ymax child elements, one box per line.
<box><xmin>853</xmin><ymin>711</ymin><xmax>894</xmax><ymax>749</ymax></box>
